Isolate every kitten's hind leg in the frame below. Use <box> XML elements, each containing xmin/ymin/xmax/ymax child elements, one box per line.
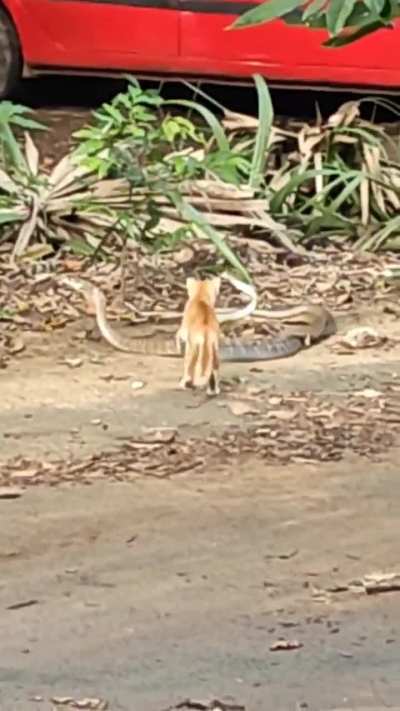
<box><xmin>206</xmin><ymin>370</ymin><xmax>220</xmax><ymax>396</ymax></box>
<box><xmin>179</xmin><ymin>344</ymin><xmax>194</xmax><ymax>389</ymax></box>
<box><xmin>207</xmin><ymin>342</ymin><xmax>220</xmax><ymax>395</ymax></box>
<box><xmin>176</xmin><ymin>327</ymin><xmax>186</xmax><ymax>355</ymax></box>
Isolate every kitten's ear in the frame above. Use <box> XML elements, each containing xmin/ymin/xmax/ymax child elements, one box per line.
<box><xmin>186</xmin><ymin>277</ymin><xmax>197</xmax><ymax>297</ymax></box>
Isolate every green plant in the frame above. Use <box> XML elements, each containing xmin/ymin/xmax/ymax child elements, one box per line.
<box><xmin>263</xmin><ymin>98</ymin><xmax>400</xmax><ymax>249</ymax></box>
<box><xmin>0</xmin><ymin>83</ymin><xmax>272</xmax><ymax>279</ymax></box>
<box><xmin>0</xmin><ymin>102</ymin><xmax>45</xmax><ymax>167</ymax></box>
<box><xmin>72</xmin><ymin>78</ymin><xmax>254</xmax><ymax>186</ymax></box>
<box><xmin>232</xmin><ymin>0</ymin><xmax>400</xmax><ymax>47</ymax></box>
<box><xmin>71</xmin><ymin>76</ymin><xmax>277</xmax><ymax>280</ymax></box>
<box><xmin>0</xmin><ymin>125</ymin><xmax>142</xmax><ymax>259</ymax></box>
<box><xmin>3</xmin><ymin>78</ymin><xmax>399</xmax><ymax>268</ymax></box>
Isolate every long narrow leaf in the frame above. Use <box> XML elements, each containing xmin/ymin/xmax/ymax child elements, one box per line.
<box><xmin>326</xmin><ymin>0</ymin><xmax>357</xmax><ymax>35</ymax></box>
<box><xmin>231</xmin><ymin>0</ymin><xmax>303</xmax><ymax>29</ymax></box>
<box><xmin>303</xmin><ymin>0</ymin><xmax>328</xmax><ymax>21</ymax></box>
<box><xmin>328</xmin><ymin>174</ymin><xmax>362</xmax><ymax>213</ymax></box>
<box><xmin>270</xmin><ymin>168</ymin><xmax>344</xmax><ymax>213</ymax></box>
<box><xmin>164</xmin><ymin>99</ymin><xmax>230</xmax><ymax>153</ymax></box>
<box><xmin>249</xmin><ymin>75</ymin><xmax>274</xmax><ymax>189</ymax></box>
<box><xmin>362</xmin><ymin>215</ymin><xmax>400</xmax><ymax>251</ymax></box>
<box><xmin>0</xmin><ymin>167</ymin><xmax>17</xmax><ymax>193</ymax></box>
<box><xmin>24</xmin><ymin>132</ymin><xmax>40</xmax><ymax>176</ymax></box>
<box><xmin>12</xmin><ymin>197</ymin><xmax>40</xmax><ymax>258</ymax></box>
<box><xmin>324</xmin><ymin>19</ymin><xmax>386</xmax><ymax>46</ymax></box>
<box><xmin>0</xmin><ymin>209</ymin><xmax>22</xmax><ymax>225</ymax></box>
<box><xmin>169</xmin><ymin>192</ymin><xmax>250</xmax><ymax>282</ymax></box>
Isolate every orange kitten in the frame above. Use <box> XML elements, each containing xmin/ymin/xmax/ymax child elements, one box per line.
<box><xmin>176</xmin><ymin>276</ymin><xmax>221</xmax><ymax>396</ymax></box>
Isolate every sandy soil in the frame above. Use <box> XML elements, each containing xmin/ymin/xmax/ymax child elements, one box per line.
<box><xmin>1</xmin><ymin>314</ymin><xmax>400</xmax><ymax>711</ymax></box>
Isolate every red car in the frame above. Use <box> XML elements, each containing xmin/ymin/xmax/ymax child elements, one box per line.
<box><xmin>1</xmin><ymin>0</ymin><xmax>400</xmax><ymax>98</ymax></box>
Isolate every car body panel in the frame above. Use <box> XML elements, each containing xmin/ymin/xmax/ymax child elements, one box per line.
<box><xmin>2</xmin><ymin>0</ymin><xmax>400</xmax><ymax>88</ymax></box>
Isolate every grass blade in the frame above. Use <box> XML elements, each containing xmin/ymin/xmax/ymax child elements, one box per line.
<box><xmin>249</xmin><ymin>75</ymin><xmax>274</xmax><ymax>190</ymax></box>
<box><xmin>164</xmin><ymin>99</ymin><xmax>230</xmax><ymax>152</ymax></box>
<box><xmin>231</xmin><ymin>0</ymin><xmax>302</xmax><ymax>29</ymax></box>
<box><xmin>169</xmin><ymin>191</ymin><xmax>251</xmax><ymax>282</ymax></box>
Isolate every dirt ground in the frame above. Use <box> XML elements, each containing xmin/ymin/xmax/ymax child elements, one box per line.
<box><xmin>2</xmin><ymin>82</ymin><xmax>400</xmax><ymax>710</ymax></box>
<box><xmin>1</xmin><ymin>313</ymin><xmax>400</xmax><ymax>711</ymax></box>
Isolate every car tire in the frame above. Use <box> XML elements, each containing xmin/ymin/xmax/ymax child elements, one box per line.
<box><xmin>0</xmin><ymin>7</ymin><xmax>22</xmax><ymax>99</ymax></box>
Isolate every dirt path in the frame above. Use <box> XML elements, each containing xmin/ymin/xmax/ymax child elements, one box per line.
<box><xmin>2</xmin><ymin>315</ymin><xmax>400</xmax><ymax>460</ymax></box>
<box><xmin>2</xmin><ymin>77</ymin><xmax>399</xmax><ymax>710</ymax></box>
<box><xmin>1</xmin><ymin>321</ymin><xmax>400</xmax><ymax>710</ymax></box>
<box><xmin>1</xmin><ymin>459</ymin><xmax>400</xmax><ymax>710</ymax></box>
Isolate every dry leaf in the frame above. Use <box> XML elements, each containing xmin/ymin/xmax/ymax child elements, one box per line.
<box><xmin>63</xmin><ymin>357</ymin><xmax>83</xmax><ymax>368</ymax></box>
<box><xmin>174</xmin><ymin>247</ymin><xmax>194</xmax><ymax>264</ymax></box>
<box><xmin>268</xmin><ymin>409</ymin><xmax>297</xmax><ymax>421</ymax></box>
<box><xmin>268</xmin><ymin>396</ymin><xmax>283</xmax><ymax>406</ymax></box>
<box><xmin>73</xmin><ymin>699</ymin><xmax>108</xmax><ymax>710</ymax></box>
<box><xmin>7</xmin><ymin>337</ymin><xmax>25</xmax><ymax>354</ymax></box>
<box><xmin>355</xmin><ymin>388</ymin><xmax>382</xmax><ymax>399</ymax></box>
<box><xmin>24</xmin><ymin>131</ymin><xmax>40</xmax><ymax>175</ymax></box>
<box><xmin>7</xmin><ymin>598</ymin><xmax>38</xmax><ymax>610</ymax></box>
<box><xmin>62</xmin><ymin>258</ymin><xmax>84</xmax><ymax>271</ymax></box>
<box><xmin>170</xmin><ymin>699</ymin><xmax>245</xmax><ymax>711</ymax></box>
<box><xmin>141</xmin><ymin>427</ymin><xmax>177</xmax><ymax>443</ymax></box>
<box><xmin>341</xmin><ymin>327</ymin><xmax>384</xmax><ymax>349</ymax></box>
<box><xmin>10</xmin><ymin>468</ymin><xmax>38</xmax><ymax>480</ymax></box>
<box><xmin>0</xmin><ymin>486</ymin><xmax>24</xmax><ymax>499</ymax></box>
<box><xmin>51</xmin><ymin>697</ymin><xmax>74</xmax><ymax>705</ymax></box>
<box><xmin>51</xmin><ymin>698</ymin><xmax>107</xmax><ymax>710</ymax></box>
<box><xmin>362</xmin><ymin>571</ymin><xmax>400</xmax><ymax>594</ymax></box>
<box><xmin>227</xmin><ymin>401</ymin><xmax>259</xmax><ymax>417</ymax></box>
<box><xmin>327</xmin><ymin>100</ymin><xmax>360</xmax><ymax>128</ymax></box>
<box><xmin>270</xmin><ymin>639</ymin><xmax>303</xmax><ymax>651</ymax></box>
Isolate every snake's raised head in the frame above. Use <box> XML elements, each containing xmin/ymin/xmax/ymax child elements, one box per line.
<box><xmin>58</xmin><ymin>275</ymin><xmax>90</xmax><ymax>292</ymax></box>
<box><xmin>57</xmin><ymin>275</ymin><xmax>105</xmax><ymax>314</ymax></box>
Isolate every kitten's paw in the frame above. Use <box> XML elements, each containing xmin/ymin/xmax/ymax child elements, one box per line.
<box><xmin>207</xmin><ymin>372</ymin><xmax>220</xmax><ymax>396</ymax></box>
<box><xmin>179</xmin><ymin>377</ymin><xmax>192</xmax><ymax>390</ymax></box>
<box><xmin>207</xmin><ymin>385</ymin><xmax>220</xmax><ymax>396</ymax></box>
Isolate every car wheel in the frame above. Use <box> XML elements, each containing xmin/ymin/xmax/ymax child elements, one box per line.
<box><xmin>0</xmin><ymin>7</ymin><xmax>22</xmax><ymax>99</ymax></box>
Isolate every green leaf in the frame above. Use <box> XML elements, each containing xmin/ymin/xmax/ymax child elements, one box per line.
<box><xmin>362</xmin><ymin>214</ymin><xmax>400</xmax><ymax>251</ymax></box>
<box><xmin>231</xmin><ymin>0</ymin><xmax>303</xmax><ymax>29</ymax></box>
<box><xmin>204</xmin><ymin>150</ymin><xmax>244</xmax><ymax>184</ymax></box>
<box><xmin>360</xmin><ymin>96</ymin><xmax>400</xmax><ymax>119</ymax></box>
<box><xmin>0</xmin><ymin>102</ymin><xmax>33</xmax><ymax>116</ymax></box>
<box><xmin>305</xmin><ymin>213</ymin><xmax>353</xmax><ymax>234</ymax></box>
<box><xmin>67</xmin><ymin>238</ymin><xmax>98</xmax><ymax>256</ymax></box>
<box><xmin>0</xmin><ymin>307</ymin><xmax>15</xmax><ymax>320</ymax></box>
<box><xmin>303</xmin><ymin>0</ymin><xmax>328</xmax><ymax>22</ymax></box>
<box><xmin>280</xmin><ymin>8</ymin><xmax>306</xmax><ymax>24</ymax></box>
<box><xmin>164</xmin><ymin>99</ymin><xmax>230</xmax><ymax>153</ymax></box>
<box><xmin>103</xmin><ymin>104</ymin><xmax>124</xmax><ymax>123</ymax></box>
<box><xmin>328</xmin><ymin>174</ymin><xmax>363</xmax><ymax>212</ymax></box>
<box><xmin>378</xmin><ymin>0</ymin><xmax>397</xmax><ymax>21</ymax></box>
<box><xmin>326</xmin><ymin>0</ymin><xmax>357</xmax><ymax>34</ymax></box>
<box><xmin>170</xmin><ymin>192</ymin><xmax>251</xmax><ymax>282</ymax></box>
<box><xmin>295</xmin><ymin>174</ymin><xmax>350</xmax><ymax>214</ymax></box>
<box><xmin>270</xmin><ymin>168</ymin><xmax>341</xmax><ymax>212</ymax></box>
<box><xmin>364</xmin><ymin>0</ymin><xmax>385</xmax><ymax>12</ymax></box>
<box><xmin>249</xmin><ymin>75</ymin><xmax>273</xmax><ymax>189</ymax></box>
<box><xmin>0</xmin><ymin>208</ymin><xmax>22</xmax><ymax>225</ymax></box>
<box><xmin>10</xmin><ymin>116</ymin><xmax>46</xmax><ymax>131</ymax></box>
<box><xmin>324</xmin><ymin>18</ymin><xmax>387</xmax><ymax>46</ymax></box>
<box><xmin>161</xmin><ymin>116</ymin><xmax>199</xmax><ymax>143</ymax></box>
